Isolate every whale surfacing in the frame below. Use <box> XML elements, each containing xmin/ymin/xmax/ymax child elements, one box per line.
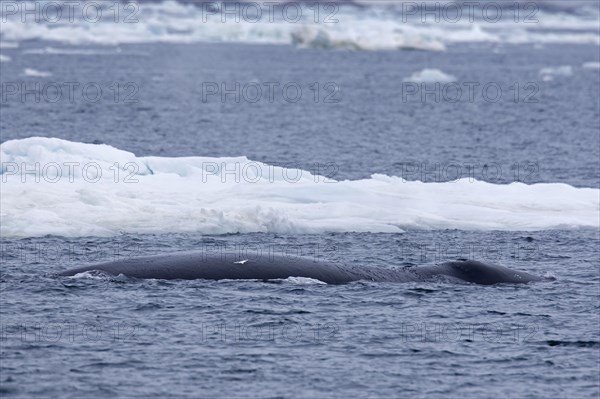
<box><xmin>58</xmin><ymin>252</ymin><xmax>542</xmax><ymax>285</ymax></box>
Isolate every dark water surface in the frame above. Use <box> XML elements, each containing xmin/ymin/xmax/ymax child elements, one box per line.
<box><xmin>1</xmin><ymin>230</ymin><xmax>599</xmax><ymax>398</ymax></box>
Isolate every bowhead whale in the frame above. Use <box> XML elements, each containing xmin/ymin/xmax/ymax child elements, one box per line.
<box><xmin>58</xmin><ymin>252</ymin><xmax>542</xmax><ymax>285</ymax></box>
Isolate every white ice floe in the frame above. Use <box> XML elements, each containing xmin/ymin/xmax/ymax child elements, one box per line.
<box><xmin>23</xmin><ymin>68</ymin><xmax>52</xmax><ymax>77</ymax></box>
<box><xmin>403</xmin><ymin>68</ymin><xmax>456</xmax><ymax>83</ymax></box>
<box><xmin>1</xmin><ymin>138</ymin><xmax>598</xmax><ymax>238</ymax></box>
<box><xmin>582</xmin><ymin>62</ymin><xmax>600</xmax><ymax>69</ymax></box>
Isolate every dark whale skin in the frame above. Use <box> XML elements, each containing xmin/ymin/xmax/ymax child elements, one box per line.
<box><xmin>58</xmin><ymin>252</ymin><xmax>542</xmax><ymax>285</ymax></box>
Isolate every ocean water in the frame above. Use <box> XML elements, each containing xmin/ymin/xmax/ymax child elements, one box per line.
<box><xmin>1</xmin><ymin>1</ymin><xmax>599</xmax><ymax>398</ymax></box>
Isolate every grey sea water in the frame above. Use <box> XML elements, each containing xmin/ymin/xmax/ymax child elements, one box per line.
<box><xmin>2</xmin><ymin>42</ymin><xmax>599</xmax><ymax>186</ymax></box>
<box><xmin>1</xmin><ymin>4</ymin><xmax>600</xmax><ymax>398</ymax></box>
<box><xmin>1</xmin><ymin>229</ymin><xmax>599</xmax><ymax>398</ymax></box>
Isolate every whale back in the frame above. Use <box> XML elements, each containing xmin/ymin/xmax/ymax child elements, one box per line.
<box><xmin>58</xmin><ymin>252</ymin><xmax>542</xmax><ymax>285</ymax></box>
<box><xmin>58</xmin><ymin>252</ymin><xmax>362</xmax><ymax>284</ymax></box>
<box><xmin>432</xmin><ymin>260</ymin><xmax>542</xmax><ymax>285</ymax></box>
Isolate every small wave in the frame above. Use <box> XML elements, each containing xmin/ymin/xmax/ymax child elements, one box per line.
<box><xmin>68</xmin><ymin>270</ymin><xmax>112</xmax><ymax>280</ymax></box>
<box><xmin>0</xmin><ymin>54</ymin><xmax>11</xmax><ymax>62</ymax></box>
<box><xmin>542</xmin><ymin>271</ymin><xmax>558</xmax><ymax>281</ymax></box>
<box><xmin>545</xmin><ymin>340</ymin><xmax>600</xmax><ymax>348</ymax></box>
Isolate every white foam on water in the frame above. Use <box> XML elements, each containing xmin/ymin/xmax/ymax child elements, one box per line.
<box><xmin>1</xmin><ymin>138</ymin><xmax>598</xmax><ymax>238</ymax></box>
<box><xmin>68</xmin><ymin>270</ymin><xmax>109</xmax><ymax>280</ymax></box>
<box><xmin>23</xmin><ymin>68</ymin><xmax>52</xmax><ymax>77</ymax></box>
<box><xmin>0</xmin><ymin>54</ymin><xmax>11</xmax><ymax>62</ymax></box>
<box><xmin>403</xmin><ymin>68</ymin><xmax>456</xmax><ymax>83</ymax></box>
<box><xmin>280</xmin><ymin>277</ymin><xmax>327</xmax><ymax>285</ymax></box>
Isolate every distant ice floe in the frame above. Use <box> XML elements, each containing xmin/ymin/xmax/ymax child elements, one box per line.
<box><xmin>0</xmin><ymin>41</ymin><xmax>19</xmax><ymax>49</ymax></box>
<box><xmin>403</xmin><ymin>68</ymin><xmax>456</xmax><ymax>84</ymax></box>
<box><xmin>290</xmin><ymin>25</ymin><xmax>446</xmax><ymax>52</ymax></box>
<box><xmin>0</xmin><ymin>1</ymin><xmax>598</xmax><ymax>52</ymax></box>
<box><xmin>539</xmin><ymin>65</ymin><xmax>573</xmax><ymax>81</ymax></box>
<box><xmin>22</xmin><ymin>46</ymin><xmax>124</xmax><ymax>55</ymax></box>
<box><xmin>23</xmin><ymin>68</ymin><xmax>52</xmax><ymax>77</ymax></box>
<box><xmin>1</xmin><ymin>138</ymin><xmax>598</xmax><ymax>238</ymax></box>
<box><xmin>582</xmin><ymin>62</ymin><xmax>600</xmax><ymax>69</ymax></box>
<box><xmin>0</xmin><ymin>54</ymin><xmax>11</xmax><ymax>62</ymax></box>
